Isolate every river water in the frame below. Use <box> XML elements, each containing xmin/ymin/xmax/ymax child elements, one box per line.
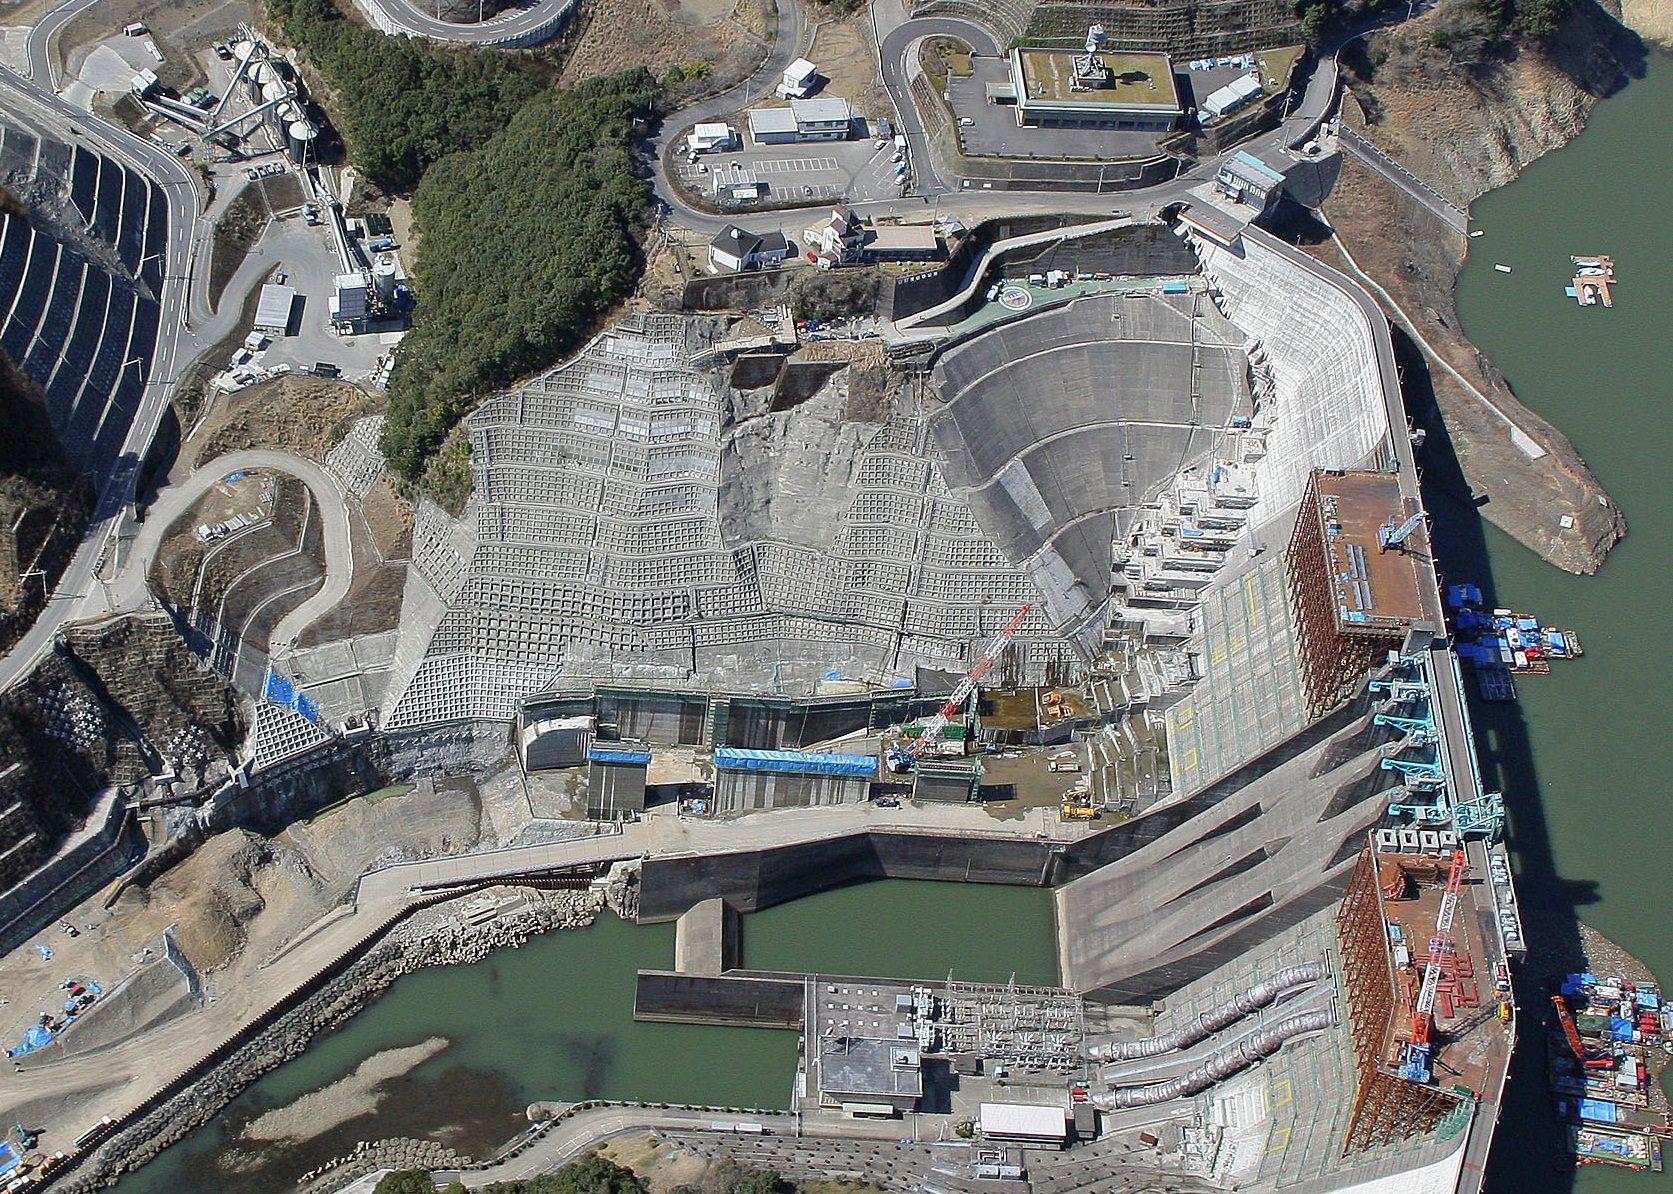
<box><xmin>1447</xmin><ymin>48</ymin><xmax>1672</xmax><ymax>1194</ymax></box>
<box><xmin>108</xmin><ymin>49</ymin><xmax>1673</xmax><ymax>1194</ymax></box>
<box><xmin>112</xmin><ymin>879</ymin><xmax>1057</xmax><ymax>1192</ymax></box>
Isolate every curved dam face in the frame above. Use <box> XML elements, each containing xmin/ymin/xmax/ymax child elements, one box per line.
<box><xmin>929</xmin><ymin>290</ymin><xmax>1253</xmax><ymax>650</ymax></box>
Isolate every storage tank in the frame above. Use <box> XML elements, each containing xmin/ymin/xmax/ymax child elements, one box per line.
<box><xmin>261</xmin><ymin>78</ymin><xmax>287</xmax><ymax>106</ymax></box>
<box><xmin>372</xmin><ymin>254</ymin><xmax>398</xmax><ymax>301</ymax></box>
<box><xmin>275</xmin><ymin>101</ymin><xmax>300</xmax><ymax>125</ymax></box>
<box><xmin>249</xmin><ymin>59</ymin><xmax>272</xmax><ymax>98</ymax></box>
<box><xmin>286</xmin><ymin>119</ymin><xmax>318</xmax><ymax>164</ymax></box>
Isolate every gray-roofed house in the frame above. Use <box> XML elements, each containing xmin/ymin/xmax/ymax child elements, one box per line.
<box><xmin>708</xmin><ymin>224</ymin><xmax>791</xmax><ymax>273</ymax></box>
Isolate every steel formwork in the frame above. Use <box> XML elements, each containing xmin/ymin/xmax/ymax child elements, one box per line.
<box><xmin>1336</xmin><ymin>843</ymin><xmax>1460</xmax><ymax>1152</ymax></box>
<box><xmin>1286</xmin><ymin>472</ymin><xmax>1406</xmax><ymax>719</ymax></box>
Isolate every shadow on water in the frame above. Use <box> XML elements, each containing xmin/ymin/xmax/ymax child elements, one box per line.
<box><xmin>561</xmin><ymin>1036</ymin><xmax>619</xmax><ymax>1099</ymax></box>
<box><xmin>1391</xmin><ymin>323</ymin><xmax>1588</xmax><ymax>1191</ymax></box>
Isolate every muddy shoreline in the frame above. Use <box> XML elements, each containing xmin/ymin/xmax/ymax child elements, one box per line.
<box><xmin>60</xmin><ymin>889</ymin><xmax>606</xmax><ymax>1192</ymax></box>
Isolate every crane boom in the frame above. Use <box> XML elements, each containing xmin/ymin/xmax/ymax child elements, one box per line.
<box><xmin>906</xmin><ymin>605</ymin><xmax>1030</xmax><ymax>758</ymax></box>
<box><xmin>1551</xmin><ymin>995</ymin><xmax>1617</xmax><ymax>1070</ymax></box>
<box><xmin>1379</xmin><ymin>511</ymin><xmax>1426</xmax><ymax>552</ymax></box>
<box><xmin>1400</xmin><ymin>849</ymin><xmax>1468</xmax><ymax>1083</ymax></box>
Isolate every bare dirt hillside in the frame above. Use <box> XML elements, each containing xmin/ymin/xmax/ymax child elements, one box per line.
<box><xmin>1316</xmin><ymin>0</ymin><xmax>1642</xmax><ymax>572</ymax></box>
<box><xmin>557</xmin><ymin>0</ymin><xmax>768</xmax><ymax>89</ymax></box>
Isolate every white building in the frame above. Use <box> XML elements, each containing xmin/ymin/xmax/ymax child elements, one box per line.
<box><xmin>686</xmin><ymin>122</ymin><xmax>736</xmax><ymax>154</ymax></box>
<box><xmin>253</xmin><ymin>283</ymin><xmax>295</xmax><ymax>335</ymax></box>
<box><xmin>802</xmin><ymin>205</ymin><xmax>865</xmax><ymax>268</ymax></box>
<box><xmin>747</xmin><ymin>97</ymin><xmax>852</xmax><ymax>144</ymax></box>
<box><xmin>708</xmin><ymin>224</ymin><xmax>792</xmax><ymax>273</ymax></box>
<box><xmin>1200</xmin><ymin>72</ymin><xmax>1263</xmax><ymax>121</ymax></box>
<box><xmin>777</xmin><ymin>57</ymin><xmax>819</xmax><ymax>99</ymax></box>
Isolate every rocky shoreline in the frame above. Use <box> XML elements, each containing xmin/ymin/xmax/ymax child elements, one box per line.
<box><xmin>60</xmin><ymin>888</ymin><xmax>606</xmax><ymax>1192</ymax></box>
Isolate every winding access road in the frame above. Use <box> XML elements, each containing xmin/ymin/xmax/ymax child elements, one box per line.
<box><xmin>346</xmin><ymin>0</ymin><xmax>576</xmax><ymax>44</ymax></box>
<box><xmin>108</xmin><ymin>450</ymin><xmax>356</xmax><ymax>656</ymax></box>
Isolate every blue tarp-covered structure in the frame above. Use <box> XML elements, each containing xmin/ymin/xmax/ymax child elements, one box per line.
<box><xmin>588</xmin><ymin>746</ymin><xmax>652</xmax><ymax>765</ymax></box>
<box><xmin>713</xmin><ymin>747</ymin><xmax>876</xmax><ymax>777</ymax></box>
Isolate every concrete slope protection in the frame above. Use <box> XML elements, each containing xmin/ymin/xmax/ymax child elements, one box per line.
<box><xmin>0</xmin><ymin>64</ymin><xmax>202</xmax><ymax>696</ymax></box>
<box><xmin>0</xmin><ymin>120</ymin><xmax>165</xmax><ymax>475</ymax></box>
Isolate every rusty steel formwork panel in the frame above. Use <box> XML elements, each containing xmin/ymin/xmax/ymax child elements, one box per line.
<box><xmin>1336</xmin><ymin>843</ymin><xmax>1460</xmax><ymax>1152</ymax></box>
<box><xmin>1284</xmin><ymin>473</ymin><xmax>1395</xmax><ymax>720</ymax></box>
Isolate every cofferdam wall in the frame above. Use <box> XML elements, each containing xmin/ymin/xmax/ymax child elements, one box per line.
<box><xmin>636</xmin><ymin>831</ymin><xmax>1058</xmax><ymax>922</ymax></box>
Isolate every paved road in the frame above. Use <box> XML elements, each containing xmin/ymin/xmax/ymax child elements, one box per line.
<box><xmin>106</xmin><ymin>449</ymin><xmax>356</xmax><ymax>656</ymax></box>
<box><xmin>0</xmin><ymin>51</ymin><xmax>204</xmax><ymax>694</ymax></box>
<box><xmin>437</xmin><ymin>1109</ymin><xmax>926</xmax><ymax>1187</ymax></box>
<box><xmin>346</xmin><ymin>0</ymin><xmax>575</xmax><ymax>45</ymax></box>
<box><xmin>21</xmin><ymin>0</ymin><xmax>99</xmax><ymax>87</ymax></box>
<box><xmin>650</xmin><ymin>5</ymin><xmax>1345</xmax><ymax>240</ymax></box>
<box><xmin>1339</xmin><ymin>123</ymin><xmax>1468</xmax><ymax>232</ymax></box>
<box><xmin>874</xmin><ymin>15</ymin><xmax>1001</xmax><ymax>198</ymax></box>
<box><xmin>354</xmin><ymin>793</ymin><xmax>1070</xmax><ymax>906</ymax></box>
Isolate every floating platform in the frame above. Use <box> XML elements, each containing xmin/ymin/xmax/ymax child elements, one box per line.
<box><xmin>1569</xmin><ymin>1124</ymin><xmax>1663</xmax><ymax>1171</ymax></box>
<box><xmin>1445</xmin><ymin>585</ymin><xmax>1581</xmax><ymax>679</ymax></box>
<box><xmin>1569</xmin><ymin>254</ymin><xmax>1617</xmax><ymax>307</ymax></box>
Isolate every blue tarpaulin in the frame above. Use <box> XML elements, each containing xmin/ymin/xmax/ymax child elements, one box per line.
<box><xmin>1579</xmin><ymin>1098</ymin><xmax>1622</xmax><ymax>1124</ymax></box>
<box><xmin>8</xmin><ymin>1025</ymin><xmax>52</xmax><ymax>1057</ymax></box>
<box><xmin>1610</xmin><ymin>1017</ymin><xmax>1636</xmax><ymax>1041</ymax></box>
<box><xmin>0</xmin><ymin>1141</ymin><xmax>19</xmax><ymax>1176</ymax></box>
<box><xmin>1637</xmin><ymin>991</ymin><xmax>1660</xmax><ymax>1009</ymax></box>
<box><xmin>588</xmin><ymin>746</ymin><xmax>652</xmax><ymax>765</ymax></box>
<box><xmin>263</xmin><ymin>670</ymin><xmax>296</xmax><ymax>706</ymax></box>
<box><xmin>713</xmin><ymin>746</ymin><xmax>876</xmax><ymax>777</ymax></box>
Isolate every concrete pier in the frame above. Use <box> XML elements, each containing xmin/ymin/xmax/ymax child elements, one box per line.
<box><xmin>673</xmin><ymin>897</ymin><xmax>739</xmax><ymax>976</ymax></box>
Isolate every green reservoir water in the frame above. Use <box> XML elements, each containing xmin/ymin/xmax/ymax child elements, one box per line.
<box><xmin>109</xmin><ymin>50</ymin><xmax>1673</xmax><ymax>1193</ymax></box>
<box><xmin>113</xmin><ymin>879</ymin><xmax>1056</xmax><ymax>1192</ymax></box>
<box><xmin>1448</xmin><ymin>50</ymin><xmax>1672</xmax><ymax>1194</ymax></box>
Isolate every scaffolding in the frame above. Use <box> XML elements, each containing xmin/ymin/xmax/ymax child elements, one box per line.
<box><xmin>1285</xmin><ymin>471</ymin><xmax>1425</xmax><ymax>720</ymax></box>
<box><xmin>1335</xmin><ymin>844</ymin><xmax>1462</xmax><ymax>1153</ymax></box>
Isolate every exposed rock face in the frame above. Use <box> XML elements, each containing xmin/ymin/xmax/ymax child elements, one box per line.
<box><xmin>1619</xmin><ymin>0</ymin><xmax>1673</xmax><ymax>44</ymax></box>
<box><xmin>1320</xmin><ymin>0</ymin><xmax>1644</xmax><ymax>573</ymax></box>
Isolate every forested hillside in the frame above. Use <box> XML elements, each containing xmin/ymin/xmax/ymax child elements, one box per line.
<box><xmin>379</xmin><ymin>70</ymin><xmax>658</xmax><ymax>481</ymax></box>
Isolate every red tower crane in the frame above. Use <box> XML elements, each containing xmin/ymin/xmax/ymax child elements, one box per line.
<box><xmin>897</xmin><ymin>604</ymin><xmax>1031</xmax><ymax>764</ymax></box>
<box><xmin>1399</xmin><ymin>848</ymin><xmax>1469</xmax><ymax>1083</ymax></box>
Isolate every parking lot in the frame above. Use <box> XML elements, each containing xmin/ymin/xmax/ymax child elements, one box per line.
<box><xmin>674</xmin><ymin>130</ymin><xmax>909</xmax><ymax>208</ymax></box>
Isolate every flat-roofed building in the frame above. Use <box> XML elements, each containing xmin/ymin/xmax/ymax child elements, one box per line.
<box><xmin>1213</xmin><ymin>150</ymin><xmax>1286</xmax><ymax>212</ymax></box>
<box><xmin>747</xmin><ymin>97</ymin><xmax>853</xmax><ymax>144</ymax></box>
<box><xmin>979</xmin><ymin>1101</ymin><xmax>1069</xmax><ymax>1147</ymax></box>
<box><xmin>1007</xmin><ymin>48</ymin><xmax>1180</xmax><ymax>130</ymax></box>
<box><xmin>778</xmin><ymin>56</ymin><xmax>819</xmax><ymax>98</ymax></box>
<box><xmin>686</xmin><ymin>122</ymin><xmax>736</xmax><ymax>154</ymax></box>
<box><xmin>253</xmin><ymin>283</ymin><xmax>295</xmax><ymax>335</ymax></box>
<box><xmin>815</xmin><ymin>1037</ymin><xmax>923</xmax><ymax>1115</ymax></box>
<box><xmin>711</xmin><ymin>745</ymin><xmax>875</xmax><ymax>811</ymax></box>
<box><xmin>586</xmin><ymin>744</ymin><xmax>651</xmax><ymax>820</ymax></box>
<box><xmin>865</xmin><ymin>223</ymin><xmax>942</xmax><ymax>261</ymax></box>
